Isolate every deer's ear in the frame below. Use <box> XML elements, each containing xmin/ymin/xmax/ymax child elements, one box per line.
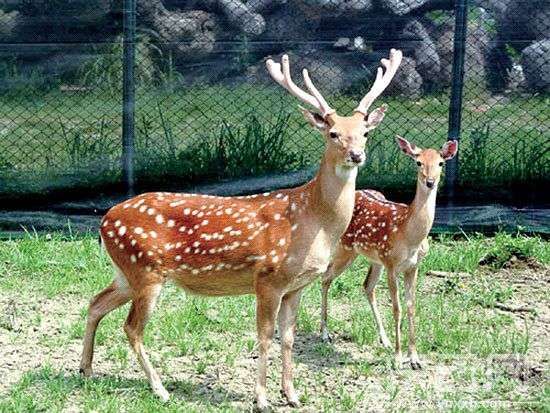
<box><xmin>395</xmin><ymin>135</ymin><xmax>421</xmax><ymax>159</ymax></box>
<box><xmin>300</xmin><ymin>106</ymin><xmax>328</xmax><ymax>131</ymax></box>
<box><xmin>440</xmin><ymin>140</ymin><xmax>458</xmax><ymax>161</ymax></box>
<box><xmin>364</xmin><ymin>105</ymin><xmax>387</xmax><ymax>131</ymax></box>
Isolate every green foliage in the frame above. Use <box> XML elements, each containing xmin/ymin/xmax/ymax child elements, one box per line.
<box><xmin>59</xmin><ymin>117</ymin><xmax>118</xmax><ymax>170</ymax></box>
<box><xmin>0</xmin><ymin>85</ymin><xmax>546</xmax><ymax>200</ymax></box>
<box><xmin>477</xmin><ymin>232</ymin><xmax>538</xmax><ymax>269</ymax></box>
<box><xmin>136</xmin><ymin>108</ymin><xmax>307</xmax><ymax>185</ymax></box>
<box><xmin>0</xmin><ymin>58</ymin><xmax>53</xmax><ymax>93</ymax></box>
<box><xmin>76</xmin><ymin>34</ymin><xmax>169</xmax><ymax>94</ymax></box>
<box><xmin>0</xmin><ymin>233</ymin><xmax>548</xmax><ymax>410</ymax></box>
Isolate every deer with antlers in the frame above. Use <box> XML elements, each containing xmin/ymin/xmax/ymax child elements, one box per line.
<box><xmin>320</xmin><ymin>136</ymin><xmax>458</xmax><ymax>369</ymax></box>
<box><xmin>79</xmin><ymin>49</ymin><xmax>402</xmax><ymax>409</ymax></box>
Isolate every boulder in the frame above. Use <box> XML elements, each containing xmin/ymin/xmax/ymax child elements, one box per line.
<box><xmin>498</xmin><ymin>0</ymin><xmax>550</xmax><ymax>51</ymax></box>
<box><xmin>400</xmin><ymin>19</ymin><xmax>440</xmax><ymax>86</ymax></box>
<box><xmin>379</xmin><ymin>0</ymin><xmax>444</xmax><ymax>16</ymax></box>
<box><xmin>246</xmin><ymin>50</ymin><xmax>368</xmax><ymax>93</ymax></box>
<box><xmin>385</xmin><ymin>56</ymin><xmax>423</xmax><ymax>98</ymax></box>
<box><xmin>521</xmin><ymin>39</ymin><xmax>550</xmax><ymax>92</ymax></box>
<box><xmin>0</xmin><ymin>9</ymin><xmax>18</xmax><ymax>39</ymax></box>
<box><xmin>430</xmin><ymin>19</ymin><xmax>490</xmax><ymax>88</ymax></box>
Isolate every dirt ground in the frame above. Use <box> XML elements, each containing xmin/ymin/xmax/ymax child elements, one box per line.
<box><xmin>1</xmin><ymin>260</ymin><xmax>548</xmax><ymax>411</ymax></box>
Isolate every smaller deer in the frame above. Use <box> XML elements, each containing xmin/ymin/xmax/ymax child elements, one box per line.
<box><xmin>320</xmin><ymin>136</ymin><xmax>458</xmax><ymax>369</ymax></box>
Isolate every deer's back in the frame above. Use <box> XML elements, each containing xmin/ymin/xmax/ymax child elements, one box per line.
<box><xmin>341</xmin><ymin>190</ymin><xmax>409</xmax><ymax>262</ymax></box>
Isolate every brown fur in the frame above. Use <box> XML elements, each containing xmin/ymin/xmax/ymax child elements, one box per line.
<box><xmin>320</xmin><ymin>139</ymin><xmax>458</xmax><ymax>370</ymax></box>
<box><xmin>80</xmin><ymin>51</ymin><xmax>401</xmax><ymax>410</ymax></box>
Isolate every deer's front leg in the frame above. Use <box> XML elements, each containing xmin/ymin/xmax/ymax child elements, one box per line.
<box><xmin>278</xmin><ymin>288</ymin><xmax>303</xmax><ymax>407</ymax></box>
<box><xmin>320</xmin><ymin>248</ymin><xmax>357</xmax><ymax>342</ymax></box>
<box><xmin>255</xmin><ymin>284</ymin><xmax>283</xmax><ymax>412</ymax></box>
<box><xmin>363</xmin><ymin>264</ymin><xmax>391</xmax><ymax>349</ymax></box>
<box><xmin>404</xmin><ymin>266</ymin><xmax>421</xmax><ymax>369</ymax></box>
<box><xmin>386</xmin><ymin>268</ymin><xmax>403</xmax><ymax>367</ymax></box>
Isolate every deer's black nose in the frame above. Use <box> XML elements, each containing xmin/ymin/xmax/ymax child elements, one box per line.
<box><xmin>349</xmin><ymin>150</ymin><xmax>365</xmax><ymax>164</ymax></box>
<box><xmin>426</xmin><ymin>179</ymin><xmax>435</xmax><ymax>189</ymax></box>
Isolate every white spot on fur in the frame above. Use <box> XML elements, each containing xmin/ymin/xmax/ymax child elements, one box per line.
<box><xmin>156</xmin><ymin>215</ymin><xmax>164</xmax><ymax>224</ymax></box>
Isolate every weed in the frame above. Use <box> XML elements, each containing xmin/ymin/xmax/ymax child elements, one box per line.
<box><xmin>135</xmin><ymin>109</ymin><xmax>306</xmax><ymax>186</ymax></box>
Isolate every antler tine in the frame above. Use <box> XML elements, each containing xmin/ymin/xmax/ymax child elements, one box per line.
<box><xmin>302</xmin><ymin>69</ymin><xmax>335</xmax><ymax>116</ymax></box>
<box><xmin>354</xmin><ymin>48</ymin><xmax>403</xmax><ymax>116</ymax></box>
<box><xmin>266</xmin><ymin>55</ymin><xmax>333</xmax><ymax>117</ymax></box>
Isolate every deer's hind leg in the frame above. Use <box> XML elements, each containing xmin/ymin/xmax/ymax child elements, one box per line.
<box><xmin>123</xmin><ymin>282</ymin><xmax>168</xmax><ymax>401</ymax></box>
<box><xmin>80</xmin><ymin>273</ymin><xmax>131</xmax><ymax>376</ymax></box>
<box><xmin>278</xmin><ymin>288</ymin><xmax>303</xmax><ymax>407</ymax></box>
<box><xmin>404</xmin><ymin>266</ymin><xmax>421</xmax><ymax>369</ymax></box>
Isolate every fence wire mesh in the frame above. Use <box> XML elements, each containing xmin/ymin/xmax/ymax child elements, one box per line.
<box><xmin>0</xmin><ymin>0</ymin><xmax>547</xmax><ymax>204</ymax></box>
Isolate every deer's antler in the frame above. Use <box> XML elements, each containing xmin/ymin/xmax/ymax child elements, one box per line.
<box><xmin>266</xmin><ymin>54</ymin><xmax>335</xmax><ymax>118</ymax></box>
<box><xmin>354</xmin><ymin>49</ymin><xmax>403</xmax><ymax>116</ymax></box>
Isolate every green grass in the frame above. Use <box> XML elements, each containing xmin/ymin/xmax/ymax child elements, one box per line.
<box><xmin>0</xmin><ymin>232</ymin><xmax>548</xmax><ymax>411</ymax></box>
<box><xmin>0</xmin><ymin>83</ymin><xmax>547</xmax><ymax>200</ymax></box>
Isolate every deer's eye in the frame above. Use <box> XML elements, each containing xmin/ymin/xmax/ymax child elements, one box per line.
<box><xmin>363</xmin><ymin>131</ymin><xmax>369</xmax><ymax>137</ymax></box>
<box><xmin>329</xmin><ymin>132</ymin><xmax>338</xmax><ymax>139</ymax></box>
<box><xmin>416</xmin><ymin>161</ymin><xmax>422</xmax><ymax>166</ymax></box>
<box><xmin>439</xmin><ymin>162</ymin><xmax>444</xmax><ymax>166</ymax></box>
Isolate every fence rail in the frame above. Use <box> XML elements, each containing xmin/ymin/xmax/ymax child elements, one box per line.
<box><xmin>0</xmin><ymin>0</ymin><xmax>547</xmax><ymax>207</ymax></box>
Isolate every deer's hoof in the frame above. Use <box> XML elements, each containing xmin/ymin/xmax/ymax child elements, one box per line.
<box><xmin>411</xmin><ymin>361</ymin><xmax>422</xmax><ymax>370</ymax></box>
<box><xmin>282</xmin><ymin>390</ymin><xmax>301</xmax><ymax>408</ymax></box>
<box><xmin>321</xmin><ymin>330</ymin><xmax>333</xmax><ymax>343</ymax></box>
<box><xmin>254</xmin><ymin>401</ymin><xmax>273</xmax><ymax>413</ymax></box>
<box><xmin>380</xmin><ymin>337</ymin><xmax>392</xmax><ymax>350</ymax></box>
<box><xmin>154</xmin><ymin>386</ymin><xmax>170</xmax><ymax>402</ymax></box>
<box><xmin>393</xmin><ymin>354</ymin><xmax>404</xmax><ymax>369</ymax></box>
<box><xmin>409</xmin><ymin>355</ymin><xmax>423</xmax><ymax>370</ymax></box>
<box><xmin>79</xmin><ymin>367</ymin><xmax>93</xmax><ymax>377</ymax></box>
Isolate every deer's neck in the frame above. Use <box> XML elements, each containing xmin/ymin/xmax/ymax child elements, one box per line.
<box><xmin>404</xmin><ymin>182</ymin><xmax>437</xmax><ymax>245</ymax></box>
<box><xmin>309</xmin><ymin>154</ymin><xmax>357</xmax><ymax>231</ymax></box>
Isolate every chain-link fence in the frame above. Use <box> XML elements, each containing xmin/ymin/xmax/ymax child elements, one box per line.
<box><xmin>0</xmin><ymin>0</ymin><xmax>548</xmax><ymax>207</ymax></box>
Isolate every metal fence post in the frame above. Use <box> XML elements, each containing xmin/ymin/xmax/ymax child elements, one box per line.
<box><xmin>122</xmin><ymin>0</ymin><xmax>136</xmax><ymax>196</ymax></box>
<box><xmin>445</xmin><ymin>0</ymin><xmax>469</xmax><ymax>201</ymax></box>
